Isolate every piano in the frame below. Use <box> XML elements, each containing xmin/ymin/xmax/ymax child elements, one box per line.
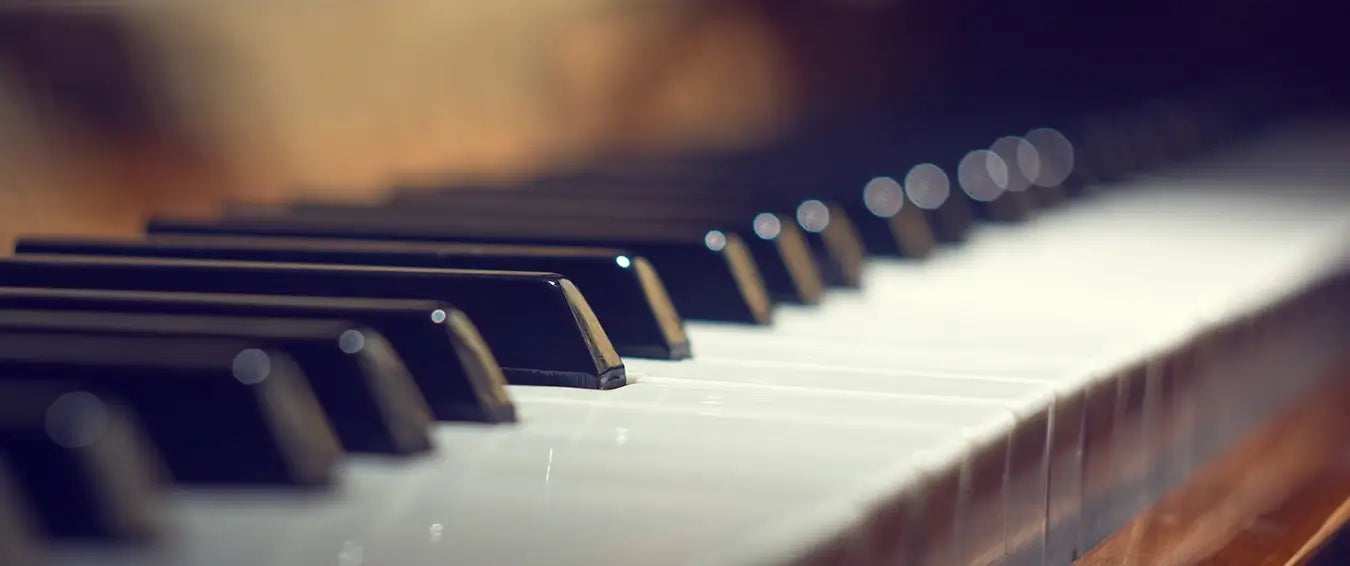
<box><xmin>0</xmin><ymin>2</ymin><xmax>1348</xmax><ymax>565</ymax></box>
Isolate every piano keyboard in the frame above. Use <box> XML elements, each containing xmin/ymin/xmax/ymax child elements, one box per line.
<box><xmin>2</xmin><ymin>113</ymin><xmax>1349</xmax><ymax>566</ymax></box>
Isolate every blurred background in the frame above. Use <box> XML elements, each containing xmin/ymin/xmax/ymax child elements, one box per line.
<box><xmin>0</xmin><ymin>0</ymin><xmax>1345</xmax><ymax>247</ymax></box>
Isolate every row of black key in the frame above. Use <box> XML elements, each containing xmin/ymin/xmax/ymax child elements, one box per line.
<box><xmin>0</xmin><ymin>256</ymin><xmax>626</xmax><ymax>390</ymax></box>
<box><xmin>0</xmin><ymin>182</ymin><xmax>876</xmax><ymax>551</ymax></box>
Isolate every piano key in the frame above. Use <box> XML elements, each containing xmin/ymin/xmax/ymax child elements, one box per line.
<box><xmin>661</xmin><ymin>158</ymin><xmax>954</xmax><ymax>253</ymax></box>
<box><xmin>147</xmin><ymin>214</ymin><xmax>774</xmax><ymax>325</ymax></box>
<box><xmin>808</xmin><ymin>176</ymin><xmax>949</xmax><ymax>253</ymax></box>
<box><xmin>921</xmin><ymin>193</ymin><xmax>976</xmax><ymax>243</ymax></box>
<box><xmin>455</xmin><ymin>165</ymin><xmax>919</xmax><ymax>262</ymax></box>
<box><xmin>0</xmin><ymin>287</ymin><xmax>513</xmax><ymax>423</ymax></box>
<box><xmin>793</xmin><ymin>200</ymin><xmax>869</xmax><ymax>286</ymax></box>
<box><xmin>241</xmin><ymin>203</ymin><xmax>825</xmax><ymax>306</ymax></box>
<box><xmin>956</xmin><ymin>148</ymin><xmax>1035</xmax><ymax>223</ymax></box>
<box><xmin>0</xmin><ymin>256</ymin><xmax>625</xmax><ymax>390</ymax></box>
<box><xmin>851</xmin><ymin>175</ymin><xmax>940</xmax><ymax>258</ymax></box>
<box><xmin>0</xmin><ymin>310</ymin><xmax>433</xmax><ymax>455</ymax></box>
<box><xmin>44</xmin><ymin>117</ymin><xmax>1350</xmax><ymax>566</ymax></box>
<box><xmin>0</xmin><ymin>333</ymin><xmax>341</xmax><ymax>486</ymax></box>
<box><xmin>384</xmin><ymin>189</ymin><xmax>868</xmax><ymax>287</ymax></box>
<box><xmin>15</xmin><ymin>235</ymin><xmax>691</xmax><ymax>360</ymax></box>
<box><xmin>627</xmin><ymin>332</ymin><xmax>1152</xmax><ymax>566</ymax></box>
<box><xmin>0</xmin><ymin>457</ymin><xmax>44</xmax><ymax>566</ymax></box>
<box><xmin>0</xmin><ymin>383</ymin><xmax>165</xmax><ymax>540</ymax></box>
<box><xmin>1017</xmin><ymin>126</ymin><xmax>1080</xmax><ymax>207</ymax></box>
<box><xmin>44</xmin><ymin>379</ymin><xmax>1006</xmax><ymax>566</ymax></box>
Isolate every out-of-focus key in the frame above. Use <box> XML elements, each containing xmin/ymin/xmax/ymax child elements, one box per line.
<box><xmin>0</xmin><ymin>456</ymin><xmax>44</xmax><ymax>566</ymax></box>
<box><xmin>0</xmin><ymin>256</ymin><xmax>625</xmax><ymax>389</ymax></box>
<box><xmin>147</xmin><ymin>215</ymin><xmax>775</xmax><ymax>325</ymax></box>
<box><xmin>0</xmin><ymin>287</ymin><xmax>513</xmax><ymax>423</ymax></box>
<box><xmin>380</xmin><ymin>190</ymin><xmax>867</xmax><ymax>289</ymax></box>
<box><xmin>273</xmin><ymin>202</ymin><xmax>822</xmax><ymax>305</ymax></box>
<box><xmin>0</xmin><ymin>383</ymin><xmax>164</xmax><ymax>541</ymax></box>
<box><xmin>16</xmin><ymin>236</ymin><xmax>690</xmax><ymax>360</ymax></box>
<box><xmin>0</xmin><ymin>334</ymin><xmax>341</xmax><ymax>486</ymax></box>
<box><xmin>0</xmin><ymin>310</ymin><xmax>432</xmax><ymax>455</ymax></box>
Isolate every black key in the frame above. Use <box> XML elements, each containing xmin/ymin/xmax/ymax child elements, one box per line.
<box><xmin>971</xmin><ymin>190</ymin><xmax>1035</xmax><ymax>223</ymax></box>
<box><xmin>148</xmin><ymin>215</ymin><xmax>773</xmax><ymax>325</ymax></box>
<box><xmin>739</xmin><ymin>212</ymin><xmax>825</xmax><ymax>302</ymax></box>
<box><xmin>0</xmin><ymin>457</ymin><xmax>45</xmax><ymax>566</ymax></box>
<box><xmin>848</xmin><ymin>176</ymin><xmax>939</xmax><ymax>258</ymax></box>
<box><xmin>250</xmin><ymin>203</ymin><xmax>822</xmax><ymax>306</ymax></box>
<box><xmin>17</xmin><ymin>236</ymin><xmax>691</xmax><ymax>360</ymax></box>
<box><xmin>923</xmin><ymin>198</ymin><xmax>975</xmax><ymax>243</ymax></box>
<box><xmin>786</xmin><ymin>200</ymin><xmax>868</xmax><ymax>286</ymax></box>
<box><xmin>1028</xmin><ymin>183</ymin><xmax>1070</xmax><ymax>208</ymax></box>
<box><xmin>407</xmin><ymin>167</ymin><xmax>895</xmax><ymax>263</ymax></box>
<box><xmin>0</xmin><ymin>310</ymin><xmax>432</xmax><ymax>455</ymax></box>
<box><xmin>0</xmin><ymin>383</ymin><xmax>164</xmax><ymax>540</ymax></box>
<box><xmin>382</xmin><ymin>190</ymin><xmax>867</xmax><ymax>289</ymax></box>
<box><xmin>0</xmin><ymin>256</ymin><xmax>625</xmax><ymax>389</ymax></box>
<box><xmin>0</xmin><ymin>287</ymin><xmax>513</xmax><ymax>423</ymax></box>
<box><xmin>954</xmin><ymin>147</ymin><xmax>1036</xmax><ymax>223</ymax></box>
<box><xmin>0</xmin><ymin>334</ymin><xmax>341</xmax><ymax>485</ymax></box>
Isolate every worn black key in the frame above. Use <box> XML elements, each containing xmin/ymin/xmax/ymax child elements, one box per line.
<box><xmin>17</xmin><ymin>236</ymin><xmax>691</xmax><ymax>360</ymax></box>
<box><xmin>0</xmin><ymin>310</ymin><xmax>432</xmax><ymax>455</ymax></box>
<box><xmin>0</xmin><ymin>287</ymin><xmax>512</xmax><ymax>423</ymax></box>
<box><xmin>379</xmin><ymin>190</ymin><xmax>866</xmax><ymax>289</ymax></box>
<box><xmin>148</xmin><ymin>215</ymin><xmax>773</xmax><ymax>325</ymax></box>
<box><xmin>0</xmin><ymin>334</ymin><xmax>341</xmax><ymax>485</ymax></box>
<box><xmin>0</xmin><ymin>457</ymin><xmax>44</xmax><ymax>565</ymax></box>
<box><xmin>0</xmin><ymin>383</ymin><xmax>164</xmax><ymax>540</ymax></box>
<box><xmin>247</xmin><ymin>203</ymin><xmax>822</xmax><ymax>306</ymax></box>
<box><xmin>0</xmin><ymin>256</ymin><xmax>625</xmax><ymax>389</ymax></box>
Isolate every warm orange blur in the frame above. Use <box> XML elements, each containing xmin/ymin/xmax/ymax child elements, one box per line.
<box><xmin>1</xmin><ymin>1</ymin><xmax>880</xmax><ymax>248</ymax></box>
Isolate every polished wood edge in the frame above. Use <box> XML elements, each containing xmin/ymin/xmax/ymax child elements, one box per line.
<box><xmin>1079</xmin><ymin>357</ymin><xmax>1350</xmax><ymax>566</ymax></box>
<box><xmin>1292</xmin><ymin>496</ymin><xmax>1350</xmax><ymax>564</ymax></box>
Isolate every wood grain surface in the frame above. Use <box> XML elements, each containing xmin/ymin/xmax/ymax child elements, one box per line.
<box><xmin>1080</xmin><ymin>359</ymin><xmax>1350</xmax><ymax>566</ymax></box>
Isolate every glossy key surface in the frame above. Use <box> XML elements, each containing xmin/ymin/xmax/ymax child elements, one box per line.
<box><xmin>0</xmin><ymin>256</ymin><xmax>624</xmax><ymax>389</ymax></box>
<box><xmin>15</xmin><ymin>236</ymin><xmax>691</xmax><ymax>360</ymax></box>
<box><xmin>273</xmin><ymin>202</ymin><xmax>824</xmax><ymax>304</ymax></box>
<box><xmin>147</xmin><ymin>215</ymin><xmax>775</xmax><ymax>325</ymax></box>
<box><xmin>402</xmin><ymin>164</ymin><xmax>913</xmax><ymax>262</ymax></box>
<box><xmin>366</xmin><ymin>190</ymin><xmax>866</xmax><ymax>290</ymax></box>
